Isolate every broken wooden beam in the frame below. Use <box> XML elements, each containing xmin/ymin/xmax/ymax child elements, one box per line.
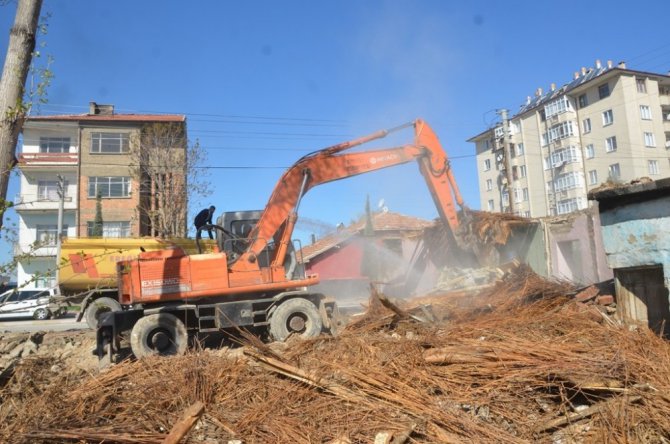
<box><xmin>162</xmin><ymin>401</ymin><xmax>205</xmax><ymax>444</ymax></box>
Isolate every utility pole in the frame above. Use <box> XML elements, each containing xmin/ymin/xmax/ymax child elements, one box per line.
<box><xmin>497</xmin><ymin>109</ymin><xmax>514</xmax><ymax>213</ymax></box>
<box><xmin>55</xmin><ymin>174</ymin><xmax>64</xmax><ymax>293</ymax></box>
<box><xmin>0</xmin><ymin>0</ymin><xmax>43</xmax><ymax>233</ymax></box>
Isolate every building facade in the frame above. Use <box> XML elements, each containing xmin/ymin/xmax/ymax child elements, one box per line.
<box><xmin>470</xmin><ymin>61</ymin><xmax>670</xmax><ymax>217</ymax></box>
<box><xmin>14</xmin><ymin>102</ymin><xmax>187</xmax><ymax>288</ymax></box>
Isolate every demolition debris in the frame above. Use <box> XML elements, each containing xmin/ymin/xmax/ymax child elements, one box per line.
<box><xmin>1</xmin><ymin>267</ymin><xmax>669</xmax><ymax>443</ymax></box>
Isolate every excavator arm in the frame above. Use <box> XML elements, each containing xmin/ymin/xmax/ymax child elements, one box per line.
<box><xmin>232</xmin><ymin>119</ymin><xmax>465</xmax><ymax>272</ymax></box>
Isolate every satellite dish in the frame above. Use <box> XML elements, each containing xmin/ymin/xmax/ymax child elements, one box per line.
<box><xmin>377</xmin><ymin>198</ymin><xmax>385</xmax><ymax>209</ymax></box>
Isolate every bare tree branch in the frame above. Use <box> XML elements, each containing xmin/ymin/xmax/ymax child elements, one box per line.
<box><xmin>130</xmin><ymin>122</ymin><xmax>210</xmax><ymax>238</ymax></box>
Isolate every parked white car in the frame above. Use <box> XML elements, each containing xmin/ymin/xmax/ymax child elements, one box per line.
<box><xmin>0</xmin><ymin>288</ymin><xmax>62</xmax><ymax>320</ymax></box>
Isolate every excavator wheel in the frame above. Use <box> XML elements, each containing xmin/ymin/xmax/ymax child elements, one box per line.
<box><xmin>85</xmin><ymin>297</ymin><xmax>122</xmax><ymax>329</ymax></box>
<box><xmin>130</xmin><ymin>313</ymin><xmax>188</xmax><ymax>359</ymax></box>
<box><xmin>269</xmin><ymin>298</ymin><xmax>323</xmax><ymax>342</ymax></box>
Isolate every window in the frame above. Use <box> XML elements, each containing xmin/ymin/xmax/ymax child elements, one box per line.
<box><xmin>37</xmin><ymin>180</ymin><xmax>67</xmax><ymax>201</ymax></box>
<box><xmin>383</xmin><ymin>238</ymin><xmax>403</xmax><ymax>256</ymax></box>
<box><xmin>87</xmin><ymin>221</ymin><xmax>131</xmax><ymax>238</ymax></box>
<box><xmin>589</xmin><ymin>170</ymin><xmax>598</xmax><ymax>185</ymax></box>
<box><xmin>636</xmin><ymin>78</ymin><xmax>647</xmax><ymax>93</ymax></box>
<box><xmin>509</xmin><ymin>143</ymin><xmax>516</xmax><ymax>158</ymax></box>
<box><xmin>494</xmin><ymin>126</ymin><xmax>505</xmax><ymax>139</ymax></box>
<box><xmin>585</xmin><ymin>144</ymin><xmax>595</xmax><ymax>159</ymax></box>
<box><xmin>514</xmin><ymin>188</ymin><xmax>521</xmax><ymax>203</ymax></box>
<box><xmin>550</xmin><ymin>146</ymin><xmax>581</xmax><ymax>168</ymax></box>
<box><xmin>512</xmin><ymin>166</ymin><xmax>518</xmax><ymax>180</ymax></box>
<box><xmin>608</xmin><ymin>163</ymin><xmax>621</xmax><ymax>179</ymax></box>
<box><xmin>606</xmin><ymin>136</ymin><xmax>617</xmax><ymax>153</ymax></box>
<box><xmin>523</xmin><ymin>211</ymin><xmax>531</xmax><ymax>217</ymax></box>
<box><xmin>516</xmin><ymin>143</ymin><xmax>524</xmax><ymax>156</ymax></box>
<box><xmin>36</xmin><ymin>225</ymin><xmax>68</xmax><ymax>246</ymax></box>
<box><xmin>544</xmin><ymin>96</ymin><xmax>573</xmax><ymax>118</ymax></box>
<box><xmin>644</xmin><ymin>132</ymin><xmax>656</xmax><ymax>147</ymax></box>
<box><xmin>578</xmin><ymin>94</ymin><xmax>588</xmax><ymax>109</ymax></box>
<box><xmin>598</xmin><ymin>83</ymin><xmax>610</xmax><ymax>99</ymax></box>
<box><xmin>582</xmin><ymin>118</ymin><xmax>591</xmax><ymax>134</ymax></box>
<box><xmin>88</xmin><ymin>176</ymin><xmax>131</xmax><ymax>198</ymax></box>
<box><xmin>486</xmin><ymin>179</ymin><xmax>493</xmax><ymax>191</ymax></box>
<box><xmin>502</xmin><ymin>191</ymin><xmax>509</xmax><ymax>204</ymax></box>
<box><xmin>648</xmin><ymin>160</ymin><xmax>659</xmax><ymax>175</ymax></box>
<box><xmin>544</xmin><ymin>121</ymin><xmax>576</xmax><ymax>144</ymax></box>
<box><xmin>640</xmin><ymin>105</ymin><xmax>652</xmax><ymax>120</ymax></box>
<box><xmin>522</xmin><ymin>188</ymin><xmax>529</xmax><ymax>201</ymax></box>
<box><xmin>557</xmin><ymin>197</ymin><xmax>583</xmax><ymax>215</ymax></box>
<box><xmin>90</xmin><ymin>132</ymin><xmax>130</xmax><ymax>154</ymax></box>
<box><xmin>553</xmin><ymin>171</ymin><xmax>584</xmax><ymax>192</ymax></box>
<box><xmin>484</xmin><ymin>159</ymin><xmax>491</xmax><ymax>171</ymax></box>
<box><xmin>487</xmin><ymin>199</ymin><xmax>494</xmax><ymax>211</ymax></box>
<box><xmin>39</xmin><ymin>137</ymin><xmax>70</xmax><ymax>153</ymax></box>
<box><xmin>520</xmin><ymin>165</ymin><xmax>527</xmax><ymax>178</ymax></box>
<box><xmin>602</xmin><ymin>109</ymin><xmax>613</xmax><ymax>126</ymax></box>
<box><xmin>35</xmin><ymin>274</ymin><xmax>56</xmax><ymax>289</ymax></box>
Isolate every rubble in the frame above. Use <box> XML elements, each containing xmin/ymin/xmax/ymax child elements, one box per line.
<box><xmin>0</xmin><ymin>268</ymin><xmax>669</xmax><ymax>443</ymax></box>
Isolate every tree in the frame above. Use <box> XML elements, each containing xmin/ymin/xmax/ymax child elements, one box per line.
<box><xmin>92</xmin><ymin>192</ymin><xmax>103</xmax><ymax>236</ymax></box>
<box><xmin>130</xmin><ymin>122</ymin><xmax>210</xmax><ymax>238</ymax></box>
<box><xmin>0</xmin><ymin>0</ymin><xmax>43</xmax><ymax>233</ymax></box>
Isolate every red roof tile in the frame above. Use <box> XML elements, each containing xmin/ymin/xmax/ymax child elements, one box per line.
<box><xmin>300</xmin><ymin>212</ymin><xmax>433</xmax><ymax>261</ymax></box>
<box><xmin>348</xmin><ymin>211</ymin><xmax>434</xmax><ymax>232</ymax></box>
<box><xmin>300</xmin><ymin>231</ymin><xmax>355</xmax><ymax>261</ymax></box>
<box><xmin>26</xmin><ymin>114</ymin><xmax>186</xmax><ymax>123</ymax></box>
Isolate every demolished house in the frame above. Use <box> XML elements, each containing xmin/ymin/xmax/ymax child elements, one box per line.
<box><xmin>589</xmin><ymin>177</ymin><xmax>670</xmax><ymax>336</ymax></box>
<box><xmin>300</xmin><ymin>211</ymin><xmax>435</xmax><ymax>308</ymax></box>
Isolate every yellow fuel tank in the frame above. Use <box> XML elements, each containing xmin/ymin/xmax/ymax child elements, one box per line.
<box><xmin>59</xmin><ymin>238</ymin><xmax>217</xmax><ymax>293</ymax></box>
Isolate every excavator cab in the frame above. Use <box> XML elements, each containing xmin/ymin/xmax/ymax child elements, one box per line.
<box><xmin>216</xmin><ymin>210</ymin><xmax>305</xmax><ymax>279</ymax></box>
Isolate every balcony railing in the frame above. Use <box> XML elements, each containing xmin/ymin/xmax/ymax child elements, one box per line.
<box><xmin>13</xmin><ymin>194</ymin><xmax>76</xmax><ymax>211</ymax></box>
<box><xmin>18</xmin><ymin>152</ymin><xmax>78</xmax><ymax>166</ymax></box>
<box><xmin>14</xmin><ymin>243</ymin><xmax>57</xmax><ymax>257</ymax></box>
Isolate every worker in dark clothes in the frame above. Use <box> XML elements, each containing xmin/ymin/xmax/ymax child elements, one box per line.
<box><xmin>194</xmin><ymin>205</ymin><xmax>216</xmax><ymax>239</ymax></box>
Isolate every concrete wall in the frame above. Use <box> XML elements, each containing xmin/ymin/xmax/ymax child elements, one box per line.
<box><xmin>599</xmin><ymin>195</ymin><xmax>670</xmax><ymax>288</ymax></box>
<box><xmin>545</xmin><ymin>210</ymin><xmax>612</xmax><ymax>285</ymax></box>
<box><xmin>503</xmin><ymin>209</ymin><xmax>612</xmax><ymax>285</ymax></box>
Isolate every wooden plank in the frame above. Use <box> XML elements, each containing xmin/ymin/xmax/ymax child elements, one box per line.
<box><xmin>162</xmin><ymin>401</ymin><xmax>205</xmax><ymax>444</ymax></box>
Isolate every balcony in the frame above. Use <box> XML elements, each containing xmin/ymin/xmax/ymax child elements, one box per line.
<box><xmin>13</xmin><ymin>194</ymin><xmax>76</xmax><ymax>211</ymax></box>
<box><xmin>14</xmin><ymin>243</ymin><xmax>57</xmax><ymax>258</ymax></box>
<box><xmin>18</xmin><ymin>152</ymin><xmax>78</xmax><ymax>168</ymax></box>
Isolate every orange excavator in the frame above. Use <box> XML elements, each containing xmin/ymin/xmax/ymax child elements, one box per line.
<box><xmin>96</xmin><ymin>119</ymin><xmax>466</xmax><ymax>360</ymax></box>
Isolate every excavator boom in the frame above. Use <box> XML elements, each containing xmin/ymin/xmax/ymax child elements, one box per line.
<box><xmin>234</xmin><ymin>118</ymin><xmax>464</xmax><ymax>271</ymax></box>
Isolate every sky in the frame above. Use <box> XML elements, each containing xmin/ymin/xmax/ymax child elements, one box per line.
<box><xmin>1</xmin><ymin>0</ymin><xmax>669</xmax><ymax>266</ymax></box>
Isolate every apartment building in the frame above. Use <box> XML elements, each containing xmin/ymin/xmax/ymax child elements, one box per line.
<box><xmin>469</xmin><ymin>61</ymin><xmax>670</xmax><ymax>217</ymax></box>
<box><xmin>14</xmin><ymin>102</ymin><xmax>187</xmax><ymax>288</ymax></box>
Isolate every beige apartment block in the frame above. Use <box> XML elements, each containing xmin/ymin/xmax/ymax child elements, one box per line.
<box><xmin>469</xmin><ymin>61</ymin><xmax>670</xmax><ymax>217</ymax></box>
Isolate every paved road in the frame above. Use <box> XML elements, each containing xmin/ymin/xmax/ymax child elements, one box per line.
<box><xmin>0</xmin><ymin>313</ymin><xmax>90</xmax><ymax>333</ymax></box>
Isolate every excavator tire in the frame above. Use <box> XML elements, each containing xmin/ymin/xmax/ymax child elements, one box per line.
<box><xmin>85</xmin><ymin>297</ymin><xmax>122</xmax><ymax>329</ymax></box>
<box><xmin>269</xmin><ymin>298</ymin><xmax>323</xmax><ymax>342</ymax></box>
<box><xmin>130</xmin><ymin>313</ymin><xmax>188</xmax><ymax>359</ymax></box>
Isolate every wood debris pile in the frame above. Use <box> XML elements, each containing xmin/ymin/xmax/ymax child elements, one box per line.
<box><xmin>1</xmin><ymin>268</ymin><xmax>670</xmax><ymax>443</ymax></box>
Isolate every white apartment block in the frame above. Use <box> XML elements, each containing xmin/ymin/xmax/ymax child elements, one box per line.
<box><xmin>469</xmin><ymin>60</ymin><xmax>670</xmax><ymax>217</ymax></box>
<box><xmin>14</xmin><ymin>102</ymin><xmax>186</xmax><ymax>289</ymax></box>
